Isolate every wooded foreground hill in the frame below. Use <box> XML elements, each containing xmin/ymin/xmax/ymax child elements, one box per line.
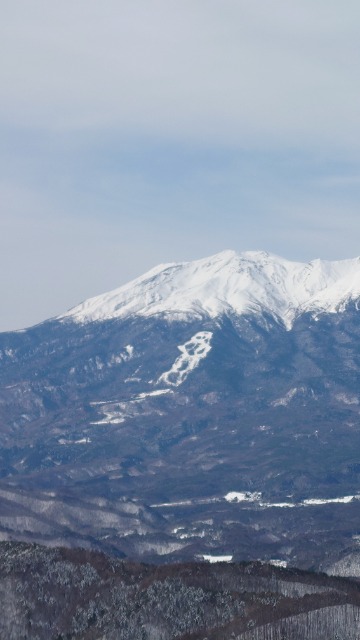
<box><xmin>1</xmin><ymin>541</ymin><xmax>360</xmax><ymax>639</ymax></box>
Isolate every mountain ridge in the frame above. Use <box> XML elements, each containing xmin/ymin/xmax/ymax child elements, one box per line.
<box><xmin>0</xmin><ymin>250</ymin><xmax>360</xmax><ymax>570</ymax></box>
<box><xmin>58</xmin><ymin>250</ymin><xmax>360</xmax><ymax>330</ymax></box>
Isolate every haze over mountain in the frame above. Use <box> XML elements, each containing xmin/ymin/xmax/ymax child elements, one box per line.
<box><xmin>1</xmin><ymin>250</ymin><xmax>360</xmax><ymax>573</ymax></box>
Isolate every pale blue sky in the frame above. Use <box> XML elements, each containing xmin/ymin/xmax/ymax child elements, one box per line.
<box><xmin>2</xmin><ymin>1</ymin><xmax>360</xmax><ymax>330</ymax></box>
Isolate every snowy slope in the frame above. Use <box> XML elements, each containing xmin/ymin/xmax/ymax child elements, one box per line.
<box><xmin>60</xmin><ymin>250</ymin><xmax>360</xmax><ymax>329</ymax></box>
<box><xmin>157</xmin><ymin>331</ymin><xmax>213</xmax><ymax>387</ymax></box>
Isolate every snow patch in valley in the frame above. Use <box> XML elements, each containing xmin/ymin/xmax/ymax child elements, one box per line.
<box><xmin>0</xmin><ymin>349</ymin><xmax>16</xmax><ymax>360</ymax></box>
<box><xmin>172</xmin><ymin>526</ymin><xmax>207</xmax><ymax>540</ymax></box>
<box><xmin>268</xmin><ymin>502</ymin><xmax>296</xmax><ymax>508</ymax></box>
<box><xmin>152</xmin><ymin>499</ymin><xmax>196</xmax><ymax>508</ymax></box>
<box><xmin>158</xmin><ymin>331</ymin><xmax>212</xmax><ymax>387</ymax></box>
<box><xmin>224</xmin><ymin>491</ymin><xmax>360</xmax><ymax>509</ymax></box>
<box><xmin>90</xmin><ymin>388</ymin><xmax>172</xmax><ymax>425</ymax></box>
<box><xmin>151</xmin><ymin>491</ymin><xmax>360</xmax><ymax>512</ymax></box>
<box><xmin>202</xmin><ymin>555</ymin><xmax>233</xmax><ymax>563</ymax></box>
<box><xmin>58</xmin><ymin>437</ymin><xmax>91</xmax><ymax>445</ymax></box>
<box><xmin>269</xmin><ymin>559</ymin><xmax>288</xmax><ymax>568</ymax></box>
<box><xmin>335</xmin><ymin>393</ymin><xmax>359</xmax><ymax>405</ymax></box>
<box><xmin>90</xmin><ymin>400</ymin><xmax>162</xmax><ymax>425</ymax></box>
<box><xmin>302</xmin><ymin>496</ymin><xmax>357</xmax><ymax>505</ymax></box>
<box><xmin>272</xmin><ymin>387</ymin><xmax>302</xmax><ymax>407</ymax></box>
<box><xmin>70</xmin><ymin>345</ymin><xmax>134</xmax><ymax>376</ymax></box>
<box><xmin>136</xmin><ymin>541</ymin><xmax>186</xmax><ymax>555</ymax></box>
<box><xmin>257</xmin><ymin>424</ymin><xmax>272</xmax><ymax>432</ymax></box>
<box><xmin>225</xmin><ymin>492</ymin><xmax>295</xmax><ymax>508</ymax></box>
<box><xmin>151</xmin><ymin>497</ymin><xmax>220</xmax><ymax>508</ymax></box>
<box><xmin>135</xmin><ymin>389</ymin><xmax>172</xmax><ymax>399</ymax></box>
<box><xmin>109</xmin><ymin>344</ymin><xmax>134</xmax><ymax>366</ymax></box>
<box><xmin>225</xmin><ymin>491</ymin><xmax>262</xmax><ymax>503</ymax></box>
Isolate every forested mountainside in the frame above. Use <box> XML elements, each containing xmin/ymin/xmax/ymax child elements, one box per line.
<box><xmin>1</xmin><ymin>541</ymin><xmax>360</xmax><ymax>639</ymax></box>
<box><xmin>2</xmin><ymin>251</ymin><xmax>360</xmax><ymax>570</ymax></box>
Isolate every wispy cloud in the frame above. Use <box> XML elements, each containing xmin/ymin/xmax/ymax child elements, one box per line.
<box><xmin>2</xmin><ymin>1</ymin><xmax>360</xmax><ymax>148</ymax></box>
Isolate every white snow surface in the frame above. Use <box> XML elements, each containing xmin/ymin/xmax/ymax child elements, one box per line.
<box><xmin>269</xmin><ymin>559</ymin><xmax>288</xmax><ymax>568</ymax></box>
<box><xmin>158</xmin><ymin>331</ymin><xmax>212</xmax><ymax>387</ymax></box>
<box><xmin>225</xmin><ymin>491</ymin><xmax>262</xmax><ymax>503</ymax></box>
<box><xmin>60</xmin><ymin>250</ymin><xmax>360</xmax><ymax>329</ymax></box>
<box><xmin>302</xmin><ymin>496</ymin><xmax>357</xmax><ymax>505</ymax></box>
<box><xmin>224</xmin><ymin>491</ymin><xmax>360</xmax><ymax>508</ymax></box>
<box><xmin>202</xmin><ymin>554</ymin><xmax>233</xmax><ymax>563</ymax></box>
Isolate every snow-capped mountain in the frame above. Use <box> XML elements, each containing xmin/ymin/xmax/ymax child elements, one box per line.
<box><xmin>1</xmin><ymin>250</ymin><xmax>360</xmax><ymax>572</ymax></box>
<box><xmin>61</xmin><ymin>250</ymin><xmax>360</xmax><ymax>329</ymax></box>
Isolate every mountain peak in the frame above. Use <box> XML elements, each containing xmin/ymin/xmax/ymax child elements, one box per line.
<box><xmin>60</xmin><ymin>251</ymin><xmax>360</xmax><ymax>329</ymax></box>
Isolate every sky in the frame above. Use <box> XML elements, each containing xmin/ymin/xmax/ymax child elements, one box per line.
<box><xmin>2</xmin><ymin>1</ymin><xmax>360</xmax><ymax>330</ymax></box>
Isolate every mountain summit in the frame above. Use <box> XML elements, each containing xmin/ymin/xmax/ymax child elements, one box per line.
<box><xmin>60</xmin><ymin>250</ymin><xmax>360</xmax><ymax>329</ymax></box>
<box><xmin>1</xmin><ymin>250</ymin><xmax>360</xmax><ymax>571</ymax></box>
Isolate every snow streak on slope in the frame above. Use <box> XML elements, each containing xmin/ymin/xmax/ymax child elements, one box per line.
<box><xmin>158</xmin><ymin>331</ymin><xmax>212</xmax><ymax>387</ymax></box>
<box><xmin>89</xmin><ymin>389</ymin><xmax>174</xmax><ymax>425</ymax></box>
<box><xmin>60</xmin><ymin>250</ymin><xmax>360</xmax><ymax>329</ymax></box>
